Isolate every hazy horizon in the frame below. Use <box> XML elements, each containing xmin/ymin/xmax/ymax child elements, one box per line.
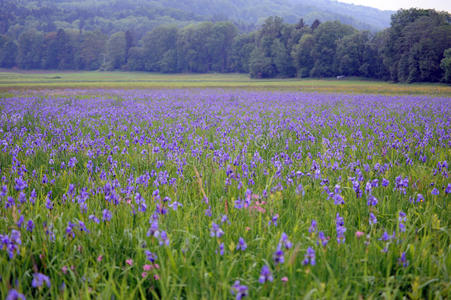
<box><xmin>338</xmin><ymin>0</ymin><xmax>451</xmax><ymax>12</ymax></box>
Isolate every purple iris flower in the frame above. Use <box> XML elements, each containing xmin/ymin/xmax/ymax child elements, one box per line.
<box><xmin>258</xmin><ymin>265</ymin><xmax>273</xmax><ymax>284</ymax></box>
<box><xmin>309</xmin><ymin>220</ymin><xmax>317</xmax><ymax>233</ymax></box>
<box><xmin>159</xmin><ymin>231</ymin><xmax>170</xmax><ymax>246</ymax></box>
<box><xmin>102</xmin><ymin>209</ymin><xmax>112</xmax><ymax>222</ymax></box>
<box><xmin>279</xmin><ymin>232</ymin><xmax>292</xmax><ymax>249</ymax></box>
<box><xmin>32</xmin><ymin>273</ymin><xmax>51</xmax><ymax>288</ymax></box>
<box><xmin>273</xmin><ymin>248</ymin><xmax>284</xmax><ymax>264</ymax></box>
<box><xmin>367</xmin><ymin>195</ymin><xmax>378</xmax><ymax>206</ymax></box>
<box><xmin>231</xmin><ymin>281</ymin><xmax>248</xmax><ymax>300</ymax></box>
<box><xmin>210</xmin><ymin>223</ymin><xmax>224</xmax><ymax>238</ymax></box>
<box><xmin>236</xmin><ymin>237</ymin><xmax>247</xmax><ymax>251</ymax></box>
<box><xmin>336</xmin><ymin>213</ymin><xmax>346</xmax><ymax>244</ymax></box>
<box><xmin>303</xmin><ymin>247</ymin><xmax>316</xmax><ymax>266</ymax></box>
<box><xmin>6</xmin><ymin>289</ymin><xmax>26</xmax><ymax>300</ymax></box>
<box><xmin>145</xmin><ymin>250</ymin><xmax>157</xmax><ymax>262</ymax></box>
<box><xmin>369</xmin><ymin>212</ymin><xmax>377</xmax><ymax>225</ymax></box>
<box><xmin>398</xmin><ymin>252</ymin><xmax>409</xmax><ymax>267</ymax></box>
<box><xmin>27</xmin><ymin>220</ymin><xmax>34</xmax><ymax>232</ymax></box>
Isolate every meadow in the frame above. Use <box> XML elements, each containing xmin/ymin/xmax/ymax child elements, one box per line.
<box><xmin>1</xmin><ymin>71</ymin><xmax>451</xmax><ymax>96</ymax></box>
<box><xmin>0</xmin><ymin>76</ymin><xmax>450</xmax><ymax>299</ymax></box>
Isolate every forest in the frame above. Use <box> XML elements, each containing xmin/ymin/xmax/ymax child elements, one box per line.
<box><xmin>0</xmin><ymin>2</ymin><xmax>450</xmax><ymax>83</ymax></box>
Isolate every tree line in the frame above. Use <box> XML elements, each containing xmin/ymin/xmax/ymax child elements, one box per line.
<box><xmin>0</xmin><ymin>8</ymin><xmax>450</xmax><ymax>83</ymax></box>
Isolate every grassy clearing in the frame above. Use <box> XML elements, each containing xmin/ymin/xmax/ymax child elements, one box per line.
<box><xmin>0</xmin><ymin>71</ymin><xmax>450</xmax><ymax>96</ymax></box>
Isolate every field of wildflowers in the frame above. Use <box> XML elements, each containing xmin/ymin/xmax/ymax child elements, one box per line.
<box><xmin>0</xmin><ymin>89</ymin><xmax>450</xmax><ymax>299</ymax></box>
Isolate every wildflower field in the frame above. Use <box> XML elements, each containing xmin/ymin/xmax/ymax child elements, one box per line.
<box><xmin>0</xmin><ymin>89</ymin><xmax>450</xmax><ymax>299</ymax></box>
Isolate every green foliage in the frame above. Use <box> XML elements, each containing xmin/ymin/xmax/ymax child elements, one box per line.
<box><xmin>292</xmin><ymin>34</ymin><xmax>314</xmax><ymax>78</ymax></box>
<box><xmin>207</xmin><ymin>22</ymin><xmax>238</xmax><ymax>72</ymax></box>
<box><xmin>382</xmin><ymin>9</ymin><xmax>451</xmax><ymax>82</ymax></box>
<box><xmin>229</xmin><ymin>34</ymin><xmax>255</xmax><ymax>73</ymax></box>
<box><xmin>271</xmin><ymin>39</ymin><xmax>295</xmax><ymax>77</ymax></box>
<box><xmin>335</xmin><ymin>31</ymin><xmax>378</xmax><ymax>77</ymax></box>
<box><xmin>0</xmin><ymin>35</ymin><xmax>17</xmax><ymax>68</ymax></box>
<box><xmin>125</xmin><ymin>47</ymin><xmax>146</xmax><ymax>71</ymax></box>
<box><xmin>440</xmin><ymin>48</ymin><xmax>451</xmax><ymax>83</ymax></box>
<box><xmin>76</xmin><ymin>31</ymin><xmax>107</xmax><ymax>70</ymax></box>
<box><xmin>310</xmin><ymin>21</ymin><xmax>356</xmax><ymax>77</ymax></box>
<box><xmin>106</xmin><ymin>32</ymin><xmax>127</xmax><ymax>71</ymax></box>
<box><xmin>142</xmin><ymin>26</ymin><xmax>178</xmax><ymax>72</ymax></box>
<box><xmin>249</xmin><ymin>47</ymin><xmax>275</xmax><ymax>78</ymax></box>
<box><xmin>17</xmin><ymin>30</ymin><xmax>45</xmax><ymax>69</ymax></box>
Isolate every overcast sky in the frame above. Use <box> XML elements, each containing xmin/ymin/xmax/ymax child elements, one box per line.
<box><xmin>338</xmin><ymin>0</ymin><xmax>451</xmax><ymax>12</ymax></box>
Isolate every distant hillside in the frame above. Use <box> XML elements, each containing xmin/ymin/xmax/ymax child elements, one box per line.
<box><xmin>159</xmin><ymin>0</ymin><xmax>393</xmax><ymax>30</ymax></box>
<box><xmin>0</xmin><ymin>0</ymin><xmax>392</xmax><ymax>39</ymax></box>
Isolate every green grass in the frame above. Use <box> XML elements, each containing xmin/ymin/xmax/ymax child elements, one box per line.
<box><xmin>0</xmin><ymin>71</ymin><xmax>450</xmax><ymax>96</ymax></box>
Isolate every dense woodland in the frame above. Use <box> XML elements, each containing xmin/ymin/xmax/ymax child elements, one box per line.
<box><xmin>0</xmin><ymin>4</ymin><xmax>450</xmax><ymax>82</ymax></box>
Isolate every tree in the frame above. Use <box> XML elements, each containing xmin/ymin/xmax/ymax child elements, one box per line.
<box><xmin>17</xmin><ymin>30</ymin><xmax>44</xmax><ymax>69</ymax></box>
<box><xmin>249</xmin><ymin>47</ymin><xmax>275</xmax><ymax>78</ymax></box>
<box><xmin>106</xmin><ymin>32</ymin><xmax>127</xmax><ymax>70</ymax></box>
<box><xmin>76</xmin><ymin>31</ymin><xmax>107</xmax><ymax>70</ymax></box>
<box><xmin>335</xmin><ymin>31</ymin><xmax>378</xmax><ymax>77</ymax></box>
<box><xmin>125</xmin><ymin>46</ymin><xmax>146</xmax><ymax>71</ymax></box>
<box><xmin>310</xmin><ymin>21</ymin><xmax>355</xmax><ymax>77</ymax></box>
<box><xmin>125</xmin><ymin>30</ymin><xmax>134</xmax><ymax>58</ymax></box>
<box><xmin>381</xmin><ymin>8</ymin><xmax>448</xmax><ymax>82</ymax></box>
<box><xmin>42</xmin><ymin>32</ymin><xmax>59</xmax><ymax>69</ymax></box>
<box><xmin>311</xmin><ymin>19</ymin><xmax>321</xmax><ymax>31</ymax></box>
<box><xmin>258</xmin><ymin>16</ymin><xmax>284</xmax><ymax>57</ymax></box>
<box><xmin>440</xmin><ymin>48</ymin><xmax>451</xmax><ymax>83</ymax></box>
<box><xmin>400</xmin><ymin>18</ymin><xmax>451</xmax><ymax>82</ymax></box>
<box><xmin>207</xmin><ymin>22</ymin><xmax>237</xmax><ymax>72</ymax></box>
<box><xmin>160</xmin><ymin>49</ymin><xmax>178</xmax><ymax>73</ymax></box>
<box><xmin>292</xmin><ymin>34</ymin><xmax>314</xmax><ymax>77</ymax></box>
<box><xmin>56</xmin><ymin>29</ymin><xmax>75</xmax><ymax>69</ymax></box>
<box><xmin>252</xmin><ymin>16</ymin><xmax>296</xmax><ymax>78</ymax></box>
<box><xmin>229</xmin><ymin>33</ymin><xmax>255</xmax><ymax>73</ymax></box>
<box><xmin>271</xmin><ymin>39</ymin><xmax>295</xmax><ymax>77</ymax></box>
<box><xmin>143</xmin><ymin>25</ymin><xmax>178</xmax><ymax>72</ymax></box>
<box><xmin>176</xmin><ymin>23</ymin><xmax>214</xmax><ymax>73</ymax></box>
<box><xmin>295</xmin><ymin>18</ymin><xmax>305</xmax><ymax>30</ymax></box>
<box><xmin>368</xmin><ymin>30</ymin><xmax>390</xmax><ymax>79</ymax></box>
<box><xmin>0</xmin><ymin>35</ymin><xmax>17</xmax><ymax>68</ymax></box>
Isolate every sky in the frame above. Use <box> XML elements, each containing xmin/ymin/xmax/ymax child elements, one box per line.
<box><xmin>338</xmin><ymin>0</ymin><xmax>451</xmax><ymax>12</ymax></box>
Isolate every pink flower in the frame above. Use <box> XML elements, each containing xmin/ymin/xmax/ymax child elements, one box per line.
<box><xmin>355</xmin><ymin>231</ymin><xmax>365</xmax><ymax>238</ymax></box>
<box><xmin>154</xmin><ymin>264</ymin><xmax>160</xmax><ymax>269</ymax></box>
<box><xmin>249</xmin><ymin>200</ymin><xmax>266</xmax><ymax>213</ymax></box>
<box><xmin>281</xmin><ymin>276</ymin><xmax>288</xmax><ymax>282</ymax></box>
<box><xmin>141</xmin><ymin>272</ymin><xmax>147</xmax><ymax>278</ymax></box>
<box><xmin>62</xmin><ymin>266</ymin><xmax>68</xmax><ymax>274</ymax></box>
<box><xmin>143</xmin><ymin>264</ymin><xmax>152</xmax><ymax>271</ymax></box>
<box><xmin>245</xmin><ymin>227</ymin><xmax>251</xmax><ymax>231</ymax></box>
<box><xmin>126</xmin><ymin>259</ymin><xmax>133</xmax><ymax>266</ymax></box>
<box><xmin>97</xmin><ymin>255</ymin><xmax>103</xmax><ymax>262</ymax></box>
<box><xmin>250</xmin><ymin>205</ymin><xmax>266</xmax><ymax>213</ymax></box>
<box><xmin>154</xmin><ymin>274</ymin><xmax>160</xmax><ymax>280</ymax></box>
